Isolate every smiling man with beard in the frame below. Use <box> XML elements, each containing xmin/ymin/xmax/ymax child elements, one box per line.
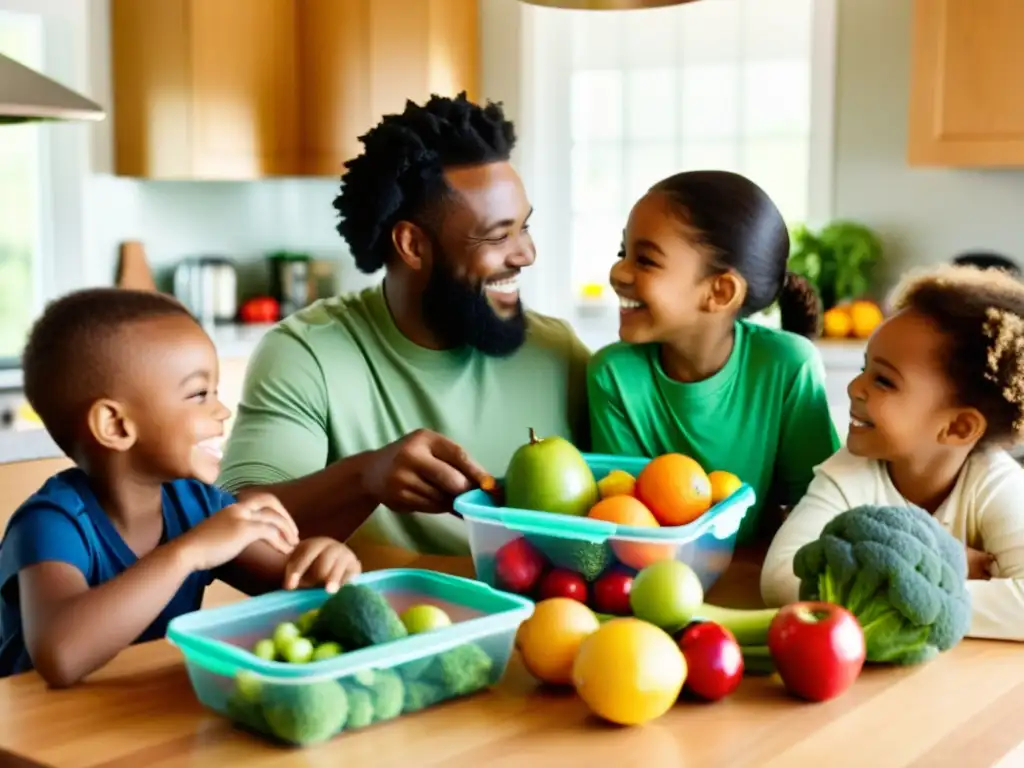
<box><xmin>218</xmin><ymin>93</ymin><xmax>592</xmax><ymax>557</ymax></box>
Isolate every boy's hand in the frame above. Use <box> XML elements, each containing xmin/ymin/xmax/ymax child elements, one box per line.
<box><xmin>283</xmin><ymin>538</ymin><xmax>362</xmax><ymax>594</ymax></box>
<box><xmin>180</xmin><ymin>493</ymin><xmax>300</xmax><ymax>572</ymax></box>
<box><xmin>967</xmin><ymin>546</ymin><xmax>995</xmax><ymax>581</ymax></box>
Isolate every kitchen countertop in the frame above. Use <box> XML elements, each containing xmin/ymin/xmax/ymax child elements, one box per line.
<box><xmin>0</xmin><ymin>547</ymin><xmax>1021</xmax><ymax>768</ymax></box>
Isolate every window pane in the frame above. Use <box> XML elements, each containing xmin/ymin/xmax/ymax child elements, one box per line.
<box><xmin>625</xmin><ymin>142</ymin><xmax>677</xmax><ymax>204</ymax></box>
<box><xmin>571</xmin><ymin>142</ymin><xmax>624</xmax><ymax>215</ymax></box>
<box><xmin>680</xmin><ymin>64</ymin><xmax>740</xmax><ymax>140</ymax></box>
<box><xmin>571</xmin><ymin>70</ymin><xmax>624</xmax><ymax>142</ymax></box>
<box><xmin>679</xmin><ymin>0</ymin><xmax>741</xmax><ymax>65</ymax></box>
<box><xmin>626</xmin><ymin>68</ymin><xmax>678</xmax><ymax>140</ymax></box>
<box><xmin>571</xmin><ymin>10</ymin><xmax>626</xmax><ymax>69</ymax></box>
<box><xmin>742</xmin><ymin>137</ymin><xmax>809</xmax><ymax>223</ymax></box>
<box><xmin>571</xmin><ymin>212</ymin><xmax>625</xmax><ymax>292</ymax></box>
<box><xmin>743</xmin><ymin>0</ymin><xmax>813</xmax><ymax>60</ymax></box>
<box><xmin>679</xmin><ymin>140</ymin><xmax>741</xmax><ymax>173</ymax></box>
<box><xmin>624</xmin><ymin>7</ymin><xmax>679</xmax><ymax>68</ymax></box>
<box><xmin>0</xmin><ymin>13</ymin><xmax>44</xmax><ymax>360</ymax></box>
<box><xmin>743</xmin><ymin>59</ymin><xmax>811</xmax><ymax>136</ymax></box>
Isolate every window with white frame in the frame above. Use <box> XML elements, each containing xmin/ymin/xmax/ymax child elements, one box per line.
<box><xmin>519</xmin><ymin>0</ymin><xmax>832</xmax><ymax>307</ymax></box>
<box><xmin>0</xmin><ymin>10</ymin><xmax>45</xmax><ymax>360</ymax></box>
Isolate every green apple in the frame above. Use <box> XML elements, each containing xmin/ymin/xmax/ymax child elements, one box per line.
<box><xmin>252</xmin><ymin>638</ymin><xmax>277</xmax><ymax>661</ymax></box>
<box><xmin>400</xmin><ymin>604</ymin><xmax>452</xmax><ymax>634</ymax></box>
<box><xmin>280</xmin><ymin>636</ymin><xmax>315</xmax><ymax>664</ymax></box>
<box><xmin>296</xmin><ymin>608</ymin><xmax>320</xmax><ymax>635</ymax></box>
<box><xmin>629</xmin><ymin>560</ymin><xmax>703</xmax><ymax>631</ymax></box>
<box><xmin>311</xmin><ymin>641</ymin><xmax>343</xmax><ymax>661</ymax></box>
<box><xmin>272</xmin><ymin>622</ymin><xmax>301</xmax><ymax>656</ymax></box>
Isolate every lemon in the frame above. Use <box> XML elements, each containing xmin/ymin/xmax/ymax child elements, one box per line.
<box><xmin>708</xmin><ymin>470</ymin><xmax>742</xmax><ymax>504</ymax></box>
<box><xmin>572</xmin><ymin>618</ymin><xmax>686</xmax><ymax>726</ymax></box>
<box><xmin>597</xmin><ymin>469</ymin><xmax>637</xmax><ymax>499</ymax></box>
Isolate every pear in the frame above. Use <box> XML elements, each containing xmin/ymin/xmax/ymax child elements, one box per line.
<box><xmin>504</xmin><ymin>428</ymin><xmax>599</xmax><ymax>516</ymax></box>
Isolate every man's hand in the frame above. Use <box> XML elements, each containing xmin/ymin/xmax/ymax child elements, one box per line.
<box><xmin>967</xmin><ymin>546</ymin><xmax>995</xmax><ymax>581</ymax></box>
<box><xmin>363</xmin><ymin>429</ymin><xmax>490</xmax><ymax>513</ymax></box>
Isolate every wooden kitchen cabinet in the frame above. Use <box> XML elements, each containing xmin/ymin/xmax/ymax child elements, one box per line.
<box><xmin>295</xmin><ymin>0</ymin><xmax>480</xmax><ymax>176</ymax></box>
<box><xmin>907</xmin><ymin>0</ymin><xmax>1024</xmax><ymax>167</ymax></box>
<box><xmin>111</xmin><ymin>0</ymin><xmax>480</xmax><ymax>179</ymax></box>
<box><xmin>111</xmin><ymin>0</ymin><xmax>299</xmax><ymax>180</ymax></box>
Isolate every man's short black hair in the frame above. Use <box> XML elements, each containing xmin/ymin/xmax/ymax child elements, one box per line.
<box><xmin>21</xmin><ymin>288</ymin><xmax>193</xmax><ymax>456</ymax></box>
<box><xmin>333</xmin><ymin>91</ymin><xmax>517</xmax><ymax>274</ymax></box>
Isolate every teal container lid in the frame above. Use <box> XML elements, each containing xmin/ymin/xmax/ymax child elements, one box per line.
<box><xmin>166</xmin><ymin>569</ymin><xmax>534</xmax><ymax>684</ymax></box>
<box><xmin>453</xmin><ymin>452</ymin><xmax>756</xmax><ymax>544</ymax></box>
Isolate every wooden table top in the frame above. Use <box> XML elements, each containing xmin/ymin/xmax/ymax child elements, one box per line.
<box><xmin>1</xmin><ymin>548</ymin><xmax>1023</xmax><ymax>768</ymax></box>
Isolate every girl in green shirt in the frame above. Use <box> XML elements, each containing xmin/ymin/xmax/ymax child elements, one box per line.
<box><xmin>587</xmin><ymin>170</ymin><xmax>841</xmax><ymax>545</ymax></box>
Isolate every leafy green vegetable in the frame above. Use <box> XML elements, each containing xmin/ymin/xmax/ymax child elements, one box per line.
<box><xmin>788</xmin><ymin>220</ymin><xmax>883</xmax><ymax>310</ymax></box>
<box><xmin>526</xmin><ymin>534</ymin><xmax>613</xmax><ymax>581</ymax></box>
<box><xmin>793</xmin><ymin>504</ymin><xmax>972</xmax><ymax>665</ymax></box>
<box><xmin>423</xmin><ymin>643</ymin><xmax>495</xmax><ymax>696</ymax></box>
<box><xmin>261</xmin><ymin>681</ymin><xmax>349</xmax><ymax>745</ymax></box>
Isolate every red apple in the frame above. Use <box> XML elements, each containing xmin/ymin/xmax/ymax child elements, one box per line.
<box><xmin>678</xmin><ymin>622</ymin><xmax>744</xmax><ymax>701</ymax></box>
<box><xmin>494</xmin><ymin>537</ymin><xmax>546</xmax><ymax>595</ymax></box>
<box><xmin>591</xmin><ymin>569</ymin><xmax>633</xmax><ymax>615</ymax></box>
<box><xmin>766</xmin><ymin>601</ymin><xmax>866</xmax><ymax>702</ymax></box>
<box><xmin>538</xmin><ymin>568</ymin><xmax>588</xmax><ymax>602</ymax></box>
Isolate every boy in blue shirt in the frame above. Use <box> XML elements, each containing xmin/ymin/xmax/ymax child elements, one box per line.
<box><xmin>0</xmin><ymin>289</ymin><xmax>361</xmax><ymax>687</ymax></box>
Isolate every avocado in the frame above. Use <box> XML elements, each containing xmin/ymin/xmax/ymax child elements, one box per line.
<box><xmin>314</xmin><ymin>583</ymin><xmax>408</xmax><ymax>651</ymax></box>
<box><xmin>504</xmin><ymin>428</ymin><xmax>599</xmax><ymax>517</ymax></box>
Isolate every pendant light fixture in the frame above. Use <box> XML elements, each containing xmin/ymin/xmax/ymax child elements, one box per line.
<box><xmin>518</xmin><ymin>0</ymin><xmax>700</xmax><ymax>9</ymax></box>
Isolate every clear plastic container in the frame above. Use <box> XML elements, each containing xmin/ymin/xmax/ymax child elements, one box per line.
<box><xmin>453</xmin><ymin>453</ymin><xmax>756</xmax><ymax>599</ymax></box>
<box><xmin>165</xmin><ymin>568</ymin><xmax>534</xmax><ymax>747</ymax></box>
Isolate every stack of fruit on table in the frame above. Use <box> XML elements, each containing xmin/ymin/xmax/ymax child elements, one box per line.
<box><xmin>512</xmin><ymin>501</ymin><xmax>976</xmax><ymax>727</ymax></box>
<box><xmin>470</xmin><ymin>428</ymin><xmax>750</xmax><ymax>615</ymax></box>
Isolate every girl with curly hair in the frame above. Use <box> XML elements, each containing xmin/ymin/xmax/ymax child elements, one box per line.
<box><xmin>762</xmin><ymin>265</ymin><xmax>1024</xmax><ymax>640</ymax></box>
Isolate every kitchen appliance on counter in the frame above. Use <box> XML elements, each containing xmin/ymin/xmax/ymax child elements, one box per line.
<box><xmin>173</xmin><ymin>256</ymin><xmax>238</xmax><ymax>325</ymax></box>
<box><xmin>268</xmin><ymin>251</ymin><xmax>312</xmax><ymax>316</ymax></box>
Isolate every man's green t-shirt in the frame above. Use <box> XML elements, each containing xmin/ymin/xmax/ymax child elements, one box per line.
<box><xmin>587</xmin><ymin>320</ymin><xmax>841</xmax><ymax>546</ymax></box>
<box><xmin>218</xmin><ymin>284</ymin><xmax>591</xmax><ymax>556</ymax></box>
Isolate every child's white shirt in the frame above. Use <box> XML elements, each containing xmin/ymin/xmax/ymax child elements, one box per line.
<box><xmin>760</xmin><ymin>446</ymin><xmax>1024</xmax><ymax>641</ymax></box>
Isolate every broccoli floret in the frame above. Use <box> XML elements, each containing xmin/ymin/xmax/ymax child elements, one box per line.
<box><xmin>793</xmin><ymin>504</ymin><xmax>972</xmax><ymax>665</ymax></box>
<box><xmin>424</xmin><ymin>643</ymin><xmax>495</xmax><ymax>696</ymax></box>
<box><xmin>314</xmin><ymin>583</ymin><xmax>408</xmax><ymax>650</ymax></box>
<box><xmin>526</xmin><ymin>535</ymin><xmax>612</xmax><ymax>581</ymax></box>
<box><xmin>341</xmin><ymin>684</ymin><xmax>375</xmax><ymax>729</ymax></box>
<box><xmin>261</xmin><ymin>681</ymin><xmax>349</xmax><ymax>745</ymax></box>
<box><xmin>403</xmin><ymin>679</ymin><xmax>447</xmax><ymax>713</ymax></box>
<box><xmin>351</xmin><ymin>668</ymin><xmax>405</xmax><ymax>721</ymax></box>
<box><xmin>225</xmin><ymin>671</ymin><xmax>270</xmax><ymax>734</ymax></box>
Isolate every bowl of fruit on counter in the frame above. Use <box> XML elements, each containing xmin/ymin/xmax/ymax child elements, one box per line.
<box><xmin>453</xmin><ymin>428</ymin><xmax>756</xmax><ymax>616</ymax></box>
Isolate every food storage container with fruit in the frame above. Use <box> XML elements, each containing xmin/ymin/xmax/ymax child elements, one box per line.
<box><xmin>165</xmin><ymin>568</ymin><xmax>534</xmax><ymax>747</ymax></box>
<box><xmin>454</xmin><ymin>453</ymin><xmax>756</xmax><ymax>607</ymax></box>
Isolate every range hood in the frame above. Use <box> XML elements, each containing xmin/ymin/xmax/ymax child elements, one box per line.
<box><xmin>518</xmin><ymin>0</ymin><xmax>699</xmax><ymax>8</ymax></box>
<box><xmin>0</xmin><ymin>52</ymin><xmax>105</xmax><ymax>124</ymax></box>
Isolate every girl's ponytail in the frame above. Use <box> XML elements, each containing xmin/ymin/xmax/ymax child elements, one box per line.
<box><xmin>778</xmin><ymin>271</ymin><xmax>822</xmax><ymax>339</ymax></box>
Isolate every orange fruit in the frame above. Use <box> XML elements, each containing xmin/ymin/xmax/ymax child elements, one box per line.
<box><xmin>588</xmin><ymin>495</ymin><xmax>675</xmax><ymax>570</ymax></box>
<box><xmin>822</xmin><ymin>306</ymin><xmax>853</xmax><ymax>339</ymax></box>
<box><xmin>597</xmin><ymin>469</ymin><xmax>636</xmax><ymax>499</ymax></box>
<box><xmin>572</xmin><ymin>617</ymin><xmax>687</xmax><ymax>725</ymax></box>
<box><xmin>849</xmin><ymin>300</ymin><xmax>884</xmax><ymax>339</ymax></box>
<box><xmin>635</xmin><ymin>454</ymin><xmax>712</xmax><ymax>526</ymax></box>
<box><xmin>708</xmin><ymin>470</ymin><xmax>742</xmax><ymax>504</ymax></box>
<box><xmin>516</xmin><ymin>598</ymin><xmax>600</xmax><ymax>686</ymax></box>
